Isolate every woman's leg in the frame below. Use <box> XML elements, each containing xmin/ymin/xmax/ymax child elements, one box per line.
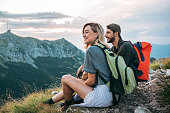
<box><xmin>62</xmin><ymin>74</ymin><xmax>93</xmax><ymax>101</ymax></box>
<box><xmin>50</xmin><ymin>79</ymin><xmax>86</xmax><ymax>103</ymax></box>
<box><xmin>52</xmin><ymin>90</ymin><xmax>65</xmax><ymax>103</ymax></box>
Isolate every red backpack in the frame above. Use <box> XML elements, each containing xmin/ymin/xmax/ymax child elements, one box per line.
<box><xmin>133</xmin><ymin>42</ymin><xmax>151</xmax><ymax>81</ymax></box>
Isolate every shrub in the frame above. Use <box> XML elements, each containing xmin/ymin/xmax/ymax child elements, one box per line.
<box><xmin>150</xmin><ymin>61</ymin><xmax>160</xmax><ymax>70</ymax></box>
<box><xmin>162</xmin><ymin>58</ymin><xmax>170</xmax><ymax>69</ymax></box>
<box><xmin>150</xmin><ymin>57</ymin><xmax>170</xmax><ymax>70</ymax></box>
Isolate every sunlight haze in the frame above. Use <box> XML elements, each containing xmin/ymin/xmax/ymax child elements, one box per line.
<box><xmin>0</xmin><ymin>0</ymin><xmax>170</xmax><ymax>50</ymax></box>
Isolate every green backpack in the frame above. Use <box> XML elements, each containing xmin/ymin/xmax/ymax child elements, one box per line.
<box><xmin>94</xmin><ymin>42</ymin><xmax>137</xmax><ymax>105</ymax></box>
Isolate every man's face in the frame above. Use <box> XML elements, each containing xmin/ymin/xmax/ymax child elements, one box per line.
<box><xmin>105</xmin><ymin>28</ymin><xmax>114</xmax><ymax>43</ymax></box>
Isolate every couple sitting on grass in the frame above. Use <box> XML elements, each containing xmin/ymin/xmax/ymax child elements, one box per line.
<box><xmin>44</xmin><ymin>22</ymin><xmax>139</xmax><ymax>111</ymax></box>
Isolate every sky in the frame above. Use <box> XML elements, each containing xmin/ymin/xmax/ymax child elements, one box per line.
<box><xmin>0</xmin><ymin>0</ymin><xmax>170</xmax><ymax>50</ymax></box>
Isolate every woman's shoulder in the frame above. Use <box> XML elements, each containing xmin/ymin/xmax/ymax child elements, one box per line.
<box><xmin>86</xmin><ymin>46</ymin><xmax>102</xmax><ymax>53</ymax></box>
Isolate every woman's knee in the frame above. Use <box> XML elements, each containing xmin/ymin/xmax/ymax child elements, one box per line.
<box><xmin>62</xmin><ymin>74</ymin><xmax>73</xmax><ymax>83</ymax></box>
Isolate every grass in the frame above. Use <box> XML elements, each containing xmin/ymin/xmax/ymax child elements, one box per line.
<box><xmin>0</xmin><ymin>88</ymin><xmax>64</xmax><ymax>113</ymax></box>
<box><xmin>150</xmin><ymin>57</ymin><xmax>170</xmax><ymax>70</ymax></box>
<box><xmin>150</xmin><ymin>61</ymin><xmax>161</xmax><ymax>70</ymax></box>
<box><xmin>162</xmin><ymin>58</ymin><xmax>170</xmax><ymax>69</ymax></box>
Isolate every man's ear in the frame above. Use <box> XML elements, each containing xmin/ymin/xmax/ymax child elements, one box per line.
<box><xmin>115</xmin><ymin>32</ymin><xmax>118</xmax><ymax>37</ymax></box>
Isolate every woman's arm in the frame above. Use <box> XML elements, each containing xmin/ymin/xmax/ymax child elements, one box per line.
<box><xmin>81</xmin><ymin>72</ymin><xmax>88</xmax><ymax>80</ymax></box>
<box><xmin>84</xmin><ymin>73</ymin><xmax>96</xmax><ymax>87</ymax></box>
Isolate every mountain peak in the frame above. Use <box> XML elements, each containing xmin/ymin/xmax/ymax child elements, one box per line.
<box><xmin>4</xmin><ymin>30</ymin><xmax>13</xmax><ymax>35</ymax></box>
<box><xmin>0</xmin><ymin>30</ymin><xmax>19</xmax><ymax>39</ymax></box>
<box><xmin>0</xmin><ymin>31</ymin><xmax>85</xmax><ymax>68</ymax></box>
<box><xmin>57</xmin><ymin>38</ymin><xmax>68</xmax><ymax>42</ymax></box>
<box><xmin>7</xmin><ymin>29</ymin><xmax>11</xmax><ymax>32</ymax></box>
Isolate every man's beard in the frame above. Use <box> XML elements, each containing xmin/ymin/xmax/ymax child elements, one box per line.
<box><xmin>107</xmin><ymin>36</ymin><xmax>115</xmax><ymax>43</ymax></box>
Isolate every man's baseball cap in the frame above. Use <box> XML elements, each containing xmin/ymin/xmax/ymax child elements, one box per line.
<box><xmin>106</xmin><ymin>23</ymin><xmax>121</xmax><ymax>34</ymax></box>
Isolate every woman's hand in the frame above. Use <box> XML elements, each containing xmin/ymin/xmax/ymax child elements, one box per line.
<box><xmin>76</xmin><ymin>65</ymin><xmax>84</xmax><ymax>78</ymax></box>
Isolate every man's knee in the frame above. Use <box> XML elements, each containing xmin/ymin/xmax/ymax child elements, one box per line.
<box><xmin>62</xmin><ymin>74</ymin><xmax>72</xmax><ymax>83</ymax></box>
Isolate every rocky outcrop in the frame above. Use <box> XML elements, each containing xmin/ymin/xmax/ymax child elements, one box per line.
<box><xmin>0</xmin><ymin>30</ymin><xmax>85</xmax><ymax>68</ymax></box>
<box><xmin>66</xmin><ymin>69</ymin><xmax>169</xmax><ymax>113</ymax></box>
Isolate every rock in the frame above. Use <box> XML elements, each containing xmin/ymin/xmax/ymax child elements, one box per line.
<box><xmin>134</xmin><ymin>106</ymin><xmax>151</xmax><ymax>113</ymax></box>
<box><xmin>149</xmin><ymin>68</ymin><xmax>155</xmax><ymax>74</ymax></box>
<box><xmin>156</xmin><ymin>69</ymin><xmax>161</xmax><ymax>74</ymax></box>
<box><xmin>166</xmin><ymin>69</ymin><xmax>170</xmax><ymax>76</ymax></box>
<box><xmin>150</xmin><ymin>100</ymin><xmax>159</xmax><ymax>107</ymax></box>
<box><xmin>156</xmin><ymin>69</ymin><xmax>165</xmax><ymax>75</ymax></box>
<box><xmin>114</xmin><ymin>108</ymin><xmax>120</xmax><ymax>113</ymax></box>
<box><xmin>160</xmin><ymin>69</ymin><xmax>166</xmax><ymax>73</ymax></box>
<box><xmin>149</xmin><ymin>74</ymin><xmax>155</xmax><ymax>81</ymax></box>
<box><xmin>150</xmin><ymin>78</ymin><xmax>161</xmax><ymax>84</ymax></box>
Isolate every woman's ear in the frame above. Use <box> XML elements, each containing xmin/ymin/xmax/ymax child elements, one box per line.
<box><xmin>94</xmin><ymin>33</ymin><xmax>98</xmax><ymax>38</ymax></box>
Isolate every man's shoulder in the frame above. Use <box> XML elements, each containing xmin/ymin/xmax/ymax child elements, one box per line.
<box><xmin>120</xmin><ymin>41</ymin><xmax>133</xmax><ymax>50</ymax></box>
<box><xmin>118</xmin><ymin>41</ymin><xmax>137</xmax><ymax>57</ymax></box>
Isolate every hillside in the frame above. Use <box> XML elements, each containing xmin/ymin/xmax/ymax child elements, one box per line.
<box><xmin>0</xmin><ymin>30</ymin><xmax>85</xmax><ymax>100</ymax></box>
<box><xmin>0</xmin><ymin>69</ymin><xmax>169</xmax><ymax>113</ymax></box>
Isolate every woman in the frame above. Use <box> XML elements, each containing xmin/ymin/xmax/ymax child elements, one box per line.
<box><xmin>44</xmin><ymin>23</ymin><xmax>113</xmax><ymax>110</ymax></box>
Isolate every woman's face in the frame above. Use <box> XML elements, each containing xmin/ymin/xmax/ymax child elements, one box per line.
<box><xmin>83</xmin><ymin>25</ymin><xmax>97</xmax><ymax>45</ymax></box>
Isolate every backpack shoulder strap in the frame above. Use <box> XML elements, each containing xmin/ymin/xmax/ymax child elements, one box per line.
<box><xmin>92</xmin><ymin>43</ymin><xmax>108</xmax><ymax>84</ymax></box>
<box><xmin>134</xmin><ymin>42</ymin><xmax>145</xmax><ymax>61</ymax></box>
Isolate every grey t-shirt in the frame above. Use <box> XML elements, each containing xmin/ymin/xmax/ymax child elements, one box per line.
<box><xmin>83</xmin><ymin>46</ymin><xmax>111</xmax><ymax>86</ymax></box>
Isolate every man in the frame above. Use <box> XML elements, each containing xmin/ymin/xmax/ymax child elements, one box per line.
<box><xmin>105</xmin><ymin>23</ymin><xmax>139</xmax><ymax>80</ymax></box>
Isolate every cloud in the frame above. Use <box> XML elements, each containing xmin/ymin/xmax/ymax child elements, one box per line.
<box><xmin>0</xmin><ymin>11</ymin><xmax>70</xmax><ymax>19</ymax></box>
<box><xmin>70</xmin><ymin>17</ymin><xmax>89</xmax><ymax>29</ymax></box>
<box><xmin>0</xmin><ymin>19</ymin><xmax>55</xmax><ymax>28</ymax></box>
<box><xmin>0</xmin><ymin>11</ymin><xmax>72</xmax><ymax>30</ymax></box>
<box><xmin>0</xmin><ymin>11</ymin><xmax>90</xmax><ymax>32</ymax></box>
<box><xmin>85</xmin><ymin>0</ymin><xmax>170</xmax><ymax>44</ymax></box>
<box><xmin>134</xmin><ymin>36</ymin><xmax>170</xmax><ymax>45</ymax></box>
<box><xmin>118</xmin><ymin>0</ymin><xmax>170</xmax><ymax>42</ymax></box>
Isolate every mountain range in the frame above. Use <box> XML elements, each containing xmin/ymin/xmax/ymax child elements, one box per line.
<box><xmin>0</xmin><ymin>30</ymin><xmax>85</xmax><ymax>100</ymax></box>
<box><xmin>150</xmin><ymin>44</ymin><xmax>170</xmax><ymax>59</ymax></box>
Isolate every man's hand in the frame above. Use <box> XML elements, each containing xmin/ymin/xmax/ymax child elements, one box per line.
<box><xmin>76</xmin><ymin>65</ymin><xmax>84</xmax><ymax>78</ymax></box>
<box><xmin>81</xmin><ymin>72</ymin><xmax>88</xmax><ymax>80</ymax></box>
